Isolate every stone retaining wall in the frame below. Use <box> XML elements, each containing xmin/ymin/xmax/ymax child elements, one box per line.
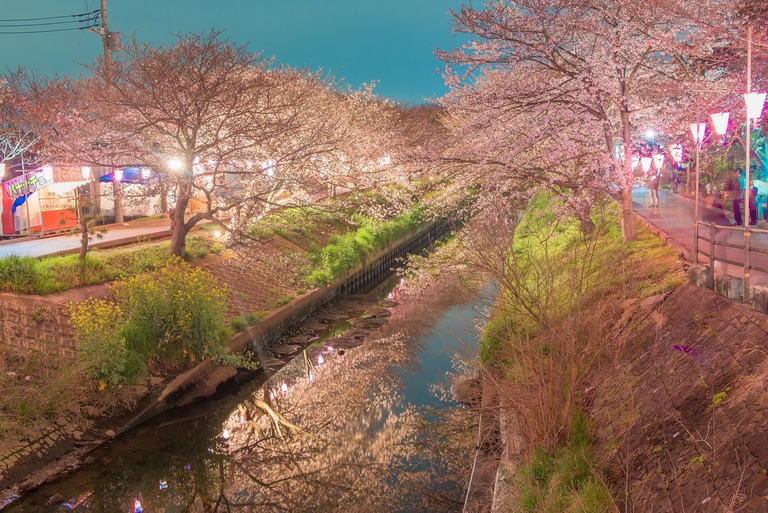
<box><xmin>0</xmin><ymin>293</ymin><xmax>82</xmax><ymax>360</ymax></box>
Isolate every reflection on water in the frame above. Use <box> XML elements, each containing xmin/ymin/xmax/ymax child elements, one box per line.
<box><xmin>6</xmin><ymin>277</ymin><xmax>493</xmax><ymax>513</ymax></box>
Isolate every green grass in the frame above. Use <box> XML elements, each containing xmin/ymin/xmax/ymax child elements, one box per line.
<box><xmin>516</xmin><ymin>411</ymin><xmax>612</xmax><ymax>513</ymax></box>
<box><xmin>304</xmin><ymin>209</ymin><xmax>425</xmax><ymax>287</ymax></box>
<box><xmin>480</xmin><ymin>194</ymin><xmax>684</xmax><ymax>511</ymax></box>
<box><xmin>0</xmin><ymin>234</ymin><xmax>221</xmax><ymax>295</ymax></box>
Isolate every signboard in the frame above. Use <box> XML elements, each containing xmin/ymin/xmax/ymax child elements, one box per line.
<box><xmin>3</xmin><ymin>170</ymin><xmax>53</xmax><ymax>200</ymax></box>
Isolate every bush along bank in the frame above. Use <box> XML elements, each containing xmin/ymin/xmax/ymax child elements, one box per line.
<box><xmin>475</xmin><ymin>197</ymin><xmax>685</xmax><ymax>512</ymax></box>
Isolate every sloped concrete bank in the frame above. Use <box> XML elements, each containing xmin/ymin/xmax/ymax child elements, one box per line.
<box><xmin>0</xmin><ymin>220</ymin><xmax>449</xmax><ymax>507</ymax></box>
<box><xmin>121</xmin><ymin>219</ymin><xmax>449</xmax><ymax>430</ymax></box>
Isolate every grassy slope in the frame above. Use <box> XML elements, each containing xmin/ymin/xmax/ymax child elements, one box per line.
<box><xmin>481</xmin><ymin>199</ymin><xmax>685</xmax><ymax>512</ymax></box>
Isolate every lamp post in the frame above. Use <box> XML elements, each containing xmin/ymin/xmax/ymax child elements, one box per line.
<box><xmin>741</xmin><ymin>25</ymin><xmax>767</xmax><ymax>302</ymax></box>
<box><xmin>690</xmin><ymin>122</ymin><xmax>706</xmax><ymax>263</ymax></box>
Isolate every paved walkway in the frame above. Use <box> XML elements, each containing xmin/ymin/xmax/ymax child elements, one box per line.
<box><xmin>0</xmin><ymin>217</ymin><xmax>176</xmax><ymax>258</ymax></box>
<box><xmin>632</xmin><ymin>186</ymin><xmax>768</xmax><ymax>287</ymax></box>
<box><xmin>1</xmin><ymin>191</ymin><xmax>767</xmax><ymax>289</ymax></box>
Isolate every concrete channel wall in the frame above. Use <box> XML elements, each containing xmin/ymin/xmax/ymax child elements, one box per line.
<box><xmin>122</xmin><ymin>220</ymin><xmax>451</xmax><ymax>431</ymax></box>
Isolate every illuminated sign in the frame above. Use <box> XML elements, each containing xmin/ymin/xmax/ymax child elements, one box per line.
<box><xmin>3</xmin><ymin>170</ymin><xmax>53</xmax><ymax>200</ymax></box>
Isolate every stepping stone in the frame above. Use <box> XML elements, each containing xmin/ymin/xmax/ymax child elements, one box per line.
<box><xmin>363</xmin><ymin>307</ymin><xmax>392</xmax><ymax>318</ymax></box>
<box><xmin>348</xmin><ymin>317</ymin><xmax>388</xmax><ymax>329</ymax></box>
<box><xmin>259</xmin><ymin>357</ymin><xmax>284</xmax><ymax>369</ymax></box>
<box><xmin>271</xmin><ymin>344</ymin><xmax>302</xmax><ymax>355</ymax></box>
<box><xmin>343</xmin><ymin>328</ymin><xmax>372</xmax><ymax>339</ymax></box>
<box><xmin>324</xmin><ymin>336</ymin><xmax>363</xmax><ymax>349</ymax></box>
<box><xmin>378</xmin><ymin>300</ymin><xmax>399</xmax><ymax>308</ymax></box>
<box><xmin>304</xmin><ymin>322</ymin><xmax>328</xmax><ymax>331</ymax></box>
<box><xmin>317</xmin><ymin>312</ymin><xmax>348</xmax><ymax>321</ymax></box>
<box><xmin>287</xmin><ymin>334</ymin><xmax>320</xmax><ymax>344</ymax></box>
<box><xmin>335</xmin><ymin>301</ymin><xmax>373</xmax><ymax>313</ymax></box>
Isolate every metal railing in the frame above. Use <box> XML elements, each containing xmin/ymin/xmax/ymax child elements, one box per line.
<box><xmin>695</xmin><ymin>221</ymin><xmax>768</xmax><ymax>301</ymax></box>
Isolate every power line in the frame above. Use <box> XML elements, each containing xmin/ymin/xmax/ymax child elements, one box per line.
<box><xmin>0</xmin><ymin>26</ymin><xmax>97</xmax><ymax>35</ymax></box>
<box><xmin>0</xmin><ymin>10</ymin><xmax>98</xmax><ymax>23</ymax></box>
<box><xmin>0</xmin><ymin>10</ymin><xmax>99</xmax><ymax>35</ymax></box>
<box><xmin>0</xmin><ymin>17</ymin><xmax>99</xmax><ymax>29</ymax></box>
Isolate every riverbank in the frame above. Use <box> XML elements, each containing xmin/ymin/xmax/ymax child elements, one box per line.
<box><xmin>0</xmin><ymin>218</ymin><xmax>449</xmax><ymax>509</ymax></box>
<box><xmin>469</xmin><ymin>200</ymin><xmax>768</xmax><ymax>511</ymax></box>
<box><xmin>2</xmin><ymin>246</ymin><xmax>487</xmax><ymax>512</ymax></box>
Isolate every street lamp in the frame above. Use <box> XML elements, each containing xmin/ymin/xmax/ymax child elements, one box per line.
<box><xmin>741</xmin><ymin>24</ymin><xmax>766</xmax><ymax>300</ymax></box>
<box><xmin>652</xmin><ymin>153</ymin><xmax>665</xmax><ymax>173</ymax></box>
<box><xmin>640</xmin><ymin>156</ymin><xmax>652</xmax><ymax>175</ymax></box>
<box><xmin>690</xmin><ymin>122</ymin><xmax>706</xmax><ymax>264</ymax></box>
<box><xmin>710</xmin><ymin>112</ymin><xmax>730</xmax><ymax>146</ymax></box>
<box><xmin>167</xmin><ymin>157</ymin><xmax>184</xmax><ymax>173</ymax></box>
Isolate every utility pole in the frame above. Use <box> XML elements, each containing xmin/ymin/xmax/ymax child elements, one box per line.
<box><xmin>99</xmin><ymin>0</ymin><xmax>113</xmax><ymax>79</ymax></box>
<box><xmin>95</xmin><ymin>0</ymin><xmax>124</xmax><ymax>223</ymax></box>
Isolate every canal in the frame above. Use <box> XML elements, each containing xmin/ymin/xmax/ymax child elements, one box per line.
<box><xmin>6</xmin><ymin>276</ymin><xmax>493</xmax><ymax>513</ymax></box>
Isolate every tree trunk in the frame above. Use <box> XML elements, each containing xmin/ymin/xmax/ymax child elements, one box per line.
<box><xmin>579</xmin><ymin>209</ymin><xmax>595</xmax><ymax>235</ymax></box>
<box><xmin>619</xmin><ymin>108</ymin><xmax>636</xmax><ymax>242</ymax></box>
<box><xmin>76</xmin><ymin>185</ymin><xmax>89</xmax><ymax>260</ymax></box>
<box><xmin>113</xmin><ymin>178</ymin><xmax>124</xmax><ymax>224</ymax></box>
<box><xmin>169</xmin><ymin>180</ymin><xmax>191</xmax><ymax>257</ymax></box>
<box><xmin>620</xmin><ymin>186</ymin><xmax>636</xmax><ymax>241</ymax></box>
<box><xmin>79</xmin><ymin>218</ymin><xmax>89</xmax><ymax>261</ymax></box>
<box><xmin>169</xmin><ymin>207</ymin><xmax>188</xmax><ymax>257</ymax></box>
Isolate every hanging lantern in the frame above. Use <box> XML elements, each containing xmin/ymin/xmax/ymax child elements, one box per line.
<box><xmin>113</xmin><ymin>168</ymin><xmax>123</xmax><ymax>182</ymax></box>
<box><xmin>631</xmin><ymin>155</ymin><xmax>640</xmax><ymax>171</ymax></box>
<box><xmin>710</xmin><ymin>112</ymin><xmax>730</xmax><ymax>145</ymax></box>
<box><xmin>652</xmin><ymin>153</ymin><xmax>665</xmax><ymax>171</ymax></box>
<box><xmin>690</xmin><ymin>122</ymin><xmax>706</xmax><ymax>147</ymax></box>
<box><xmin>744</xmin><ymin>92</ymin><xmax>767</xmax><ymax>123</ymax></box>
<box><xmin>640</xmin><ymin>157</ymin><xmax>652</xmax><ymax>174</ymax></box>
<box><xmin>669</xmin><ymin>144</ymin><xmax>683</xmax><ymax>171</ymax></box>
<box><xmin>81</xmin><ymin>166</ymin><xmax>91</xmax><ymax>180</ymax></box>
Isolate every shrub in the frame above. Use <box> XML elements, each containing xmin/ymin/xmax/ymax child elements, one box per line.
<box><xmin>68</xmin><ymin>298</ymin><xmax>141</xmax><ymax>385</ymax></box>
<box><xmin>114</xmin><ymin>257</ymin><xmax>229</xmax><ymax>365</ymax></box>
<box><xmin>69</xmin><ymin>258</ymin><xmax>232</xmax><ymax>387</ymax></box>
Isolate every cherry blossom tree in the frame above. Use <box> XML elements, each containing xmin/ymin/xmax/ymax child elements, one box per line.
<box><xmin>438</xmin><ymin>0</ymin><xmax>734</xmax><ymax>240</ymax></box>
<box><xmin>0</xmin><ymin>69</ymin><xmax>40</xmax><ymax>171</ymax></box>
<box><xmin>28</xmin><ymin>31</ymin><xmax>395</xmax><ymax>257</ymax></box>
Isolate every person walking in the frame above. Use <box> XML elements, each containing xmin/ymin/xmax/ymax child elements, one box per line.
<box><xmin>724</xmin><ymin>168</ymin><xmax>757</xmax><ymax>226</ymax></box>
<box><xmin>648</xmin><ymin>169</ymin><xmax>660</xmax><ymax>207</ymax></box>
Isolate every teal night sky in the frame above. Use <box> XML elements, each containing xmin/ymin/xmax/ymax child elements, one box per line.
<box><xmin>1</xmin><ymin>0</ymin><xmax>466</xmax><ymax>104</ymax></box>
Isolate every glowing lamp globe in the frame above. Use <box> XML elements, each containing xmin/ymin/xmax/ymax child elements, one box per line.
<box><xmin>744</xmin><ymin>92</ymin><xmax>767</xmax><ymax>123</ymax></box>
<box><xmin>690</xmin><ymin>123</ymin><xmax>706</xmax><ymax>145</ymax></box>
<box><xmin>641</xmin><ymin>157</ymin><xmax>652</xmax><ymax>174</ymax></box>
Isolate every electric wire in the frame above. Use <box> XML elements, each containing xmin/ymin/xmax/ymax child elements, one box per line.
<box><xmin>0</xmin><ymin>18</ymin><xmax>98</xmax><ymax>29</ymax></box>
<box><xmin>0</xmin><ymin>10</ymin><xmax>99</xmax><ymax>35</ymax></box>
<box><xmin>0</xmin><ymin>10</ymin><xmax>98</xmax><ymax>23</ymax></box>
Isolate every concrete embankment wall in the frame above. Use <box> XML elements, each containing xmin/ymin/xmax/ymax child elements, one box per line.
<box><xmin>0</xmin><ymin>222</ymin><xmax>447</xmax><ymax>367</ymax></box>
<box><xmin>125</xmin><ymin>220</ymin><xmax>450</xmax><ymax>428</ymax></box>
